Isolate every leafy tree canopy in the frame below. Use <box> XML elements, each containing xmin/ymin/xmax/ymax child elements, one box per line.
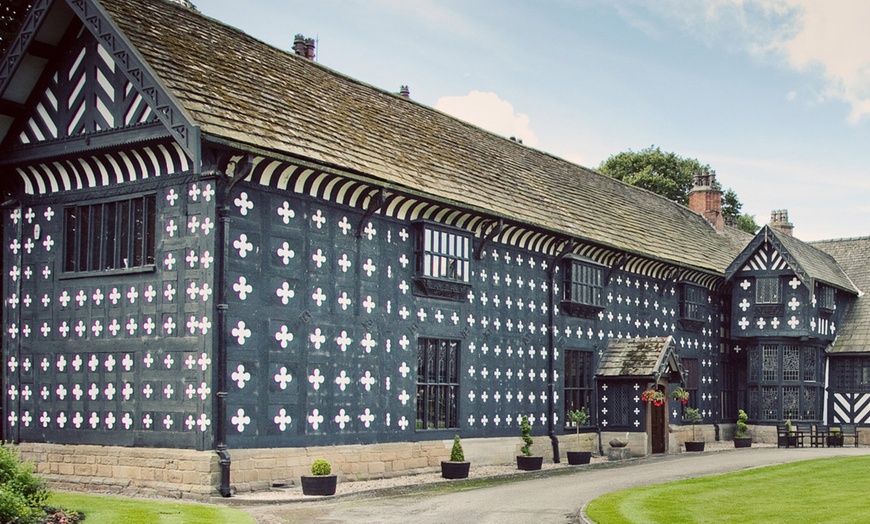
<box><xmin>598</xmin><ymin>145</ymin><xmax>759</xmax><ymax>234</ymax></box>
<box><xmin>0</xmin><ymin>0</ymin><xmax>31</xmax><ymax>58</ymax></box>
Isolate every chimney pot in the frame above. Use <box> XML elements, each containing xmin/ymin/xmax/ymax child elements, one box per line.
<box><xmin>304</xmin><ymin>38</ymin><xmax>316</xmax><ymax>60</ymax></box>
<box><xmin>399</xmin><ymin>85</ymin><xmax>410</xmax><ymax>98</ymax></box>
<box><xmin>770</xmin><ymin>209</ymin><xmax>794</xmax><ymax>236</ymax></box>
<box><xmin>293</xmin><ymin>34</ymin><xmax>307</xmax><ymax>56</ymax></box>
<box><xmin>688</xmin><ymin>169</ymin><xmax>724</xmax><ymax>231</ymax></box>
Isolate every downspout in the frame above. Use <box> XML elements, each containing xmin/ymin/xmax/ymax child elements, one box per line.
<box><xmin>546</xmin><ymin>240</ymin><xmax>574</xmax><ymax>464</ymax></box>
<box><xmin>215</xmin><ymin>156</ymin><xmax>253</xmax><ymax>497</ymax></box>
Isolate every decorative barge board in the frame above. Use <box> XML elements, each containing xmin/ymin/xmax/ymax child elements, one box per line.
<box><xmin>724</xmin><ymin>226</ymin><xmax>858</xmax><ymax>423</ymax></box>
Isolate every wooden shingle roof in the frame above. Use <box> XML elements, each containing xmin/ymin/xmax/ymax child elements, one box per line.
<box><xmin>811</xmin><ymin>237</ymin><xmax>870</xmax><ymax>354</ymax></box>
<box><xmin>98</xmin><ymin>0</ymin><xmax>750</xmax><ymax>273</ymax></box>
<box><xmin>596</xmin><ymin>336</ymin><xmax>685</xmax><ymax>384</ymax></box>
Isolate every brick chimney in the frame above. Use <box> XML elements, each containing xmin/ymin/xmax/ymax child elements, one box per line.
<box><xmin>688</xmin><ymin>169</ymin><xmax>724</xmax><ymax>231</ymax></box>
<box><xmin>769</xmin><ymin>209</ymin><xmax>794</xmax><ymax>236</ymax></box>
<box><xmin>293</xmin><ymin>34</ymin><xmax>316</xmax><ymax>60</ymax></box>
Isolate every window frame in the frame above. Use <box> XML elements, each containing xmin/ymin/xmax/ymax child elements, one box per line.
<box><xmin>62</xmin><ymin>193</ymin><xmax>157</xmax><ymax>277</ymax></box>
<box><xmin>560</xmin><ymin>255</ymin><xmax>606</xmax><ymax>318</ymax></box>
<box><xmin>416</xmin><ymin>337</ymin><xmax>460</xmax><ymax>431</ymax></box>
<box><xmin>755</xmin><ymin>277</ymin><xmax>782</xmax><ymax>305</ymax></box>
<box><xmin>564</xmin><ymin>348</ymin><xmax>594</xmax><ymax>429</ymax></box>
<box><xmin>412</xmin><ymin>221</ymin><xmax>472</xmax><ymax>301</ymax></box>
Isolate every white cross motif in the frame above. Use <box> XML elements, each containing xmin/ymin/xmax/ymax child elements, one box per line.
<box><xmin>234</xmin><ymin>277</ymin><xmax>253</xmax><ymax>300</ymax></box>
<box><xmin>363</xmin><ymin>258</ymin><xmax>376</xmax><ymax>277</ymax></box>
<box><xmin>363</xmin><ymin>296</ymin><xmax>376</xmax><ymax>313</ymax></box>
<box><xmin>338</xmin><ymin>216</ymin><xmax>352</xmax><ymax>235</ymax></box>
<box><xmin>276</xmin><ymin>282</ymin><xmax>295</xmax><ymax>304</ymax></box>
<box><xmin>187</xmin><ymin>215</ymin><xmax>200</xmax><ymax>234</ymax></box>
<box><xmin>189</xmin><ymin>183</ymin><xmax>201</xmax><ymax>201</ymax></box>
<box><xmin>399</xmin><ymin>254</ymin><xmax>409</xmax><ymax>268</ymax></box>
<box><xmin>399</xmin><ymin>362</ymin><xmax>410</xmax><ymax>378</ymax></box>
<box><xmin>337</xmin><ymin>292</ymin><xmax>351</xmax><ymax>311</ymax></box>
<box><xmin>164</xmin><ymin>354</ymin><xmax>175</xmax><ymax>368</ymax></box>
<box><xmin>197</xmin><ymin>382</ymin><xmax>211</xmax><ymax>400</ymax></box>
<box><xmin>359</xmin><ymin>408</ymin><xmax>375</xmax><ymax>428</ymax></box>
<box><xmin>360</xmin><ymin>333</ymin><xmax>377</xmax><ymax>353</ymax></box>
<box><xmin>277</xmin><ymin>201</ymin><xmax>295</xmax><ymax>223</ymax></box>
<box><xmin>336</xmin><ymin>331</ymin><xmax>352</xmax><ymax>352</ymax></box>
<box><xmin>163</xmin><ymin>317</ymin><xmax>176</xmax><ymax>334</ymax></box>
<box><xmin>756</xmin><ymin>317</ymin><xmax>766</xmax><ymax>329</ymax></box>
<box><xmin>104</xmin><ymin>383</ymin><xmax>117</xmax><ymax>400</ymax></box>
<box><xmin>164</xmin><ymin>252</ymin><xmax>176</xmax><ymax>270</ymax></box>
<box><xmin>312</xmin><ymin>288</ymin><xmax>327</xmax><ymax>306</ymax></box>
<box><xmin>122</xmin><ymin>383</ymin><xmax>133</xmax><ymax>400</ymax></box>
<box><xmin>399</xmin><ymin>228</ymin><xmax>409</xmax><ymax>242</ymax></box>
<box><xmin>399</xmin><ymin>280</ymin><xmax>409</xmax><ymax>294</ymax></box>
<box><xmin>363</xmin><ymin>222</ymin><xmax>376</xmax><ymax>240</ymax></box>
<box><xmin>311</xmin><ymin>249</ymin><xmax>328</xmax><ymax>270</ymax></box>
<box><xmin>274</xmin><ymin>325</ymin><xmax>294</xmax><ymax>348</ymax></box>
<box><xmin>186</xmin><ymin>250</ymin><xmax>199</xmax><ymax>268</ymax></box>
<box><xmin>108</xmin><ymin>288</ymin><xmax>121</xmax><ymax>305</ymax></box>
<box><xmin>202</xmin><ymin>183</ymin><xmax>215</xmax><ymax>201</ymax></box>
<box><xmin>232</xmin><ymin>321</ymin><xmax>252</xmax><ymax>344</ymax></box>
<box><xmin>739</xmin><ymin>298</ymin><xmax>750</xmax><ymax>311</ymax></box>
<box><xmin>360</xmin><ymin>371</ymin><xmax>376</xmax><ymax>391</ymax></box>
<box><xmin>788</xmin><ymin>297</ymin><xmax>801</xmax><ymax>311</ymax></box>
<box><xmin>771</xmin><ymin>317</ymin><xmax>781</xmax><ymax>329</ymax></box>
<box><xmin>789</xmin><ymin>277</ymin><xmax>801</xmax><ymax>290</ymax></box>
<box><xmin>738</xmin><ymin>317</ymin><xmax>750</xmax><ymax>330</ymax></box>
<box><xmin>200</xmin><ymin>251</ymin><xmax>214</xmax><ymax>267</ymax></box>
<box><xmin>234</xmin><ymin>234</ymin><xmax>254</xmax><ymax>258</ymax></box>
<box><xmin>274</xmin><ymin>409</ymin><xmax>292</xmax><ymax>431</ymax></box>
<box><xmin>309</xmin><ymin>368</ymin><xmax>325</xmax><ymax>390</ymax></box>
<box><xmin>201</xmin><ymin>218</ymin><xmax>215</xmax><ymax>236</ymax></box>
<box><xmin>42</xmin><ymin>235</ymin><xmax>54</xmax><ymax>251</ymax></box>
<box><xmin>740</xmin><ymin>279</ymin><xmax>751</xmax><ymax>290</ymax></box>
<box><xmin>312</xmin><ymin>209</ymin><xmax>327</xmax><ymax>228</ymax></box>
<box><xmin>166</xmin><ymin>188</ymin><xmax>179</xmax><ymax>205</ymax></box>
<box><xmin>277</xmin><ymin>242</ymin><xmax>295</xmax><ymax>264</ymax></box>
<box><xmin>338</xmin><ymin>254</ymin><xmax>352</xmax><ymax>272</ymax></box>
<box><xmin>398</xmin><ymin>390</ymin><xmax>410</xmax><ymax>405</ymax></box>
<box><xmin>39</xmin><ymin>322</ymin><xmax>51</xmax><ymax>337</ymax></box>
<box><xmin>163</xmin><ymin>415</ymin><xmax>174</xmax><ymax>430</ymax></box>
<box><xmin>335</xmin><ymin>370</ymin><xmax>351</xmax><ymax>391</ymax></box>
<box><xmin>234</xmin><ymin>192</ymin><xmax>254</xmax><ymax>215</ymax></box>
<box><xmin>788</xmin><ymin>316</ymin><xmax>800</xmax><ymax>329</ymax></box>
<box><xmin>308</xmin><ymin>409</ymin><xmax>324</xmax><ymax>430</ymax></box>
<box><xmin>166</xmin><ymin>219</ymin><xmax>178</xmax><ymax>237</ymax></box>
<box><xmin>232</xmin><ymin>365</ymin><xmax>251</xmax><ymax>388</ymax></box>
<box><xmin>197</xmin><ymin>414</ymin><xmax>211</xmax><ymax>432</ymax></box>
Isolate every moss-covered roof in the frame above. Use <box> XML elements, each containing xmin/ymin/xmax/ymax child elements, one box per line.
<box><xmin>596</xmin><ymin>336</ymin><xmax>681</xmax><ymax>380</ymax></box>
<box><xmin>811</xmin><ymin>237</ymin><xmax>870</xmax><ymax>354</ymax></box>
<box><xmin>100</xmin><ymin>0</ymin><xmax>751</xmax><ymax>273</ymax></box>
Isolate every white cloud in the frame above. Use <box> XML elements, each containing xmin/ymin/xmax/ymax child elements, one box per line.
<box><xmin>786</xmin><ymin>90</ymin><xmax>797</xmax><ymax>101</ymax></box>
<box><xmin>435</xmin><ymin>91</ymin><xmax>539</xmax><ymax>146</ymax></box>
<box><xmin>616</xmin><ymin>0</ymin><xmax>870</xmax><ymax>122</ymax></box>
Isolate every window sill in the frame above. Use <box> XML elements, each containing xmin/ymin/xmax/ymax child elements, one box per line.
<box><xmin>59</xmin><ymin>265</ymin><xmax>157</xmax><ymax>280</ymax></box>
<box><xmin>559</xmin><ymin>300</ymin><xmax>604</xmax><ymax>319</ymax></box>
<box><xmin>413</xmin><ymin>277</ymin><xmax>471</xmax><ymax>302</ymax></box>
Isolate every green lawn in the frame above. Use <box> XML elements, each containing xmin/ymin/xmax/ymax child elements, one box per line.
<box><xmin>48</xmin><ymin>492</ymin><xmax>255</xmax><ymax>524</ymax></box>
<box><xmin>586</xmin><ymin>456</ymin><xmax>870</xmax><ymax>524</ymax></box>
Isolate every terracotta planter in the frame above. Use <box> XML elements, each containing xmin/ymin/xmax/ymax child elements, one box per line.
<box><xmin>685</xmin><ymin>441</ymin><xmax>705</xmax><ymax>452</ymax></box>
<box><xmin>566</xmin><ymin>451</ymin><xmax>592</xmax><ymax>465</ymax></box>
<box><xmin>301</xmin><ymin>475</ymin><xmax>337</xmax><ymax>496</ymax></box>
<box><xmin>734</xmin><ymin>437</ymin><xmax>752</xmax><ymax>448</ymax></box>
<box><xmin>516</xmin><ymin>455</ymin><xmax>543</xmax><ymax>471</ymax></box>
<box><xmin>441</xmin><ymin>461</ymin><xmax>470</xmax><ymax>479</ymax></box>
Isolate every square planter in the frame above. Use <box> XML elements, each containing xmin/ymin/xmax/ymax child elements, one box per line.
<box><xmin>441</xmin><ymin>461</ymin><xmax>470</xmax><ymax>479</ymax></box>
<box><xmin>734</xmin><ymin>437</ymin><xmax>752</xmax><ymax>448</ymax></box>
<box><xmin>566</xmin><ymin>451</ymin><xmax>592</xmax><ymax>465</ymax></box>
<box><xmin>301</xmin><ymin>475</ymin><xmax>337</xmax><ymax>496</ymax></box>
<box><xmin>516</xmin><ymin>455</ymin><xmax>543</xmax><ymax>471</ymax></box>
<box><xmin>685</xmin><ymin>441</ymin><xmax>705</xmax><ymax>452</ymax></box>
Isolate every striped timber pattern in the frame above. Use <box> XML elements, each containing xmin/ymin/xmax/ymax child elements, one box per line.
<box><xmin>242</xmin><ymin>155</ymin><xmax>721</xmax><ymax>289</ymax></box>
<box><xmin>832</xmin><ymin>393</ymin><xmax>870</xmax><ymax>424</ymax></box>
<box><xmin>741</xmin><ymin>244</ymin><xmax>790</xmax><ymax>272</ymax></box>
<box><xmin>18</xmin><ymin>35</ymin><xmax>158</xmax><ymax>145</ymax></box>
<box><xmin>15</xmin><ymin>142</ymin><xmax>189</xmax><ymax>195</ymax></box>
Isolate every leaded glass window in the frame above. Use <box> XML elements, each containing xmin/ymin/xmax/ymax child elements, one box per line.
<box><xmin>680</xmin><ymin>284</ymin><xmax>707</xmax><ymax>321</ymax></box>
<box><xmin>782</xmin><ymin>346</ymin><xmax>800</xmax><ymax>382</ymax></box>
<box><xmin>756</xmin><ymin>277</ymin><xmax>781</xmax><ymax>304</ymax></box>
<box><xmin>415</xmin><ymin>224</ymin><xmax>471</xmax><ymax>282</ymax></box>
<box><xmin>564</xmin><ymin>349</ymin><xmax>593</xmax><ymax>426</ymax></box>
<box><xmin>562</xmin><ymin>257</ymin><xmax>604</xmax><ymax>307</ymax></box>
<box><xmin>762</xmin><ymin>345</ymin><xmax>778</xmax><ymax>382</ymax></box>
<box><xmin>762</xmin><ymin>386</ymin><xmax>779</xmax><ymax>420</ymax></box>
<box><xmin>782</xmin><ymin>386</ymin><xmax>800</xmax><ymax>420</ymax></box>
<box><xmin>803</xmin><ymin>349</ymin><xmax>817</xmax><ymax>382</ymax></box>
<box><xmin>416</xmin><ymin>338</ymin><xmax>459</xmax><ymax>430</ymax></box>
<box><xmin>803</xmin><ymin>388</ymin><xmax>817</xmax><ymax>420</ymax></box>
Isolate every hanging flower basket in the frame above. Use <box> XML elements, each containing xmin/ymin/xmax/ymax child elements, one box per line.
<box><xmin>671</xmin><ymin>387</ymin><xmax>689</xmax><ymax>405</ymax></box>
<box><xmin>641</xmin><ymin>388</ymin><xmax>665</xmax><ymax>406</ymax></box>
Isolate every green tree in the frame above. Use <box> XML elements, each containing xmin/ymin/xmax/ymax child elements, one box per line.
<box><xmin>599</xmin><ymin>146</ymin><xmax>758</xmax><ymax>234</ymax></box>
<box><xmin>0</xmin><ymin>0</ymin><xmax>31</xmax><ymax>58</ymax></box>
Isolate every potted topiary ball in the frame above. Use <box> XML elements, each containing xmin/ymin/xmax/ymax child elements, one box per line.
<box><xmin>683</xmin><ymin>407</ymin><xmax>705</xmax><ymax>452</ymax></box>
<box><xmin>441</xmin><ymin>435</ymin><xmax>471</xmax><ymax>479</ymax></box>
<box><xmin>734</xmin><ymin>409</ymin><xmax>752</xmax><ymax>448</ymax></box>
<box><xmin>301</xmin><ymin>458</ymin><xmax>337</xmax><ymax>496</ymax></box>
<box><xmin>516</xmin><ymin>415</ymin><xmax>543</xmax><ymax>471</ymax></box>
<box><xmin>566</xmin><ymin>407</ymin><xmax>592</xmax><ymax>465</ymax></box>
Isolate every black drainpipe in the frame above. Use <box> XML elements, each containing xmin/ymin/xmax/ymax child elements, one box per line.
<box><xmin>215</xmin><ymin>155</ymin><xmax>253</xmax><ymax>497</ymax></box>
<box><xmin>546</xmin><ymin>240</ymin><xmax>574</xmax><ymax>464</ymax></box>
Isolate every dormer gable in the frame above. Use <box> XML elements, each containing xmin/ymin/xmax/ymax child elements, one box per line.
<box><xmin>0</xmin><ymin>0</ymin><xmax>200</xmax><ymax>185</ymax></box>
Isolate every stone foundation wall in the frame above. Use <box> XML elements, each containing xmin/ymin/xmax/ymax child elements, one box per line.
<box><xmin>15</xmin><ymin>443</ymin><xmax>219</xmax><ymax>499</ymax></box>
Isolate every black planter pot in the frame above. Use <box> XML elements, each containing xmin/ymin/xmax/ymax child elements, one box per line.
<box><xmin>827</xmin><ymin>436</ymin><xmax>844</xmax><ymax>447</ymax></box>
<box><xmin>441</xmin><ymin>461</ymin><xmax>470</xmax><ymax>479</ymax></box>
<box><xmin>516</xmin><ymin>455</ymin><xmax>543</xmax><ymax>471</ymax></box>
<box><xmin>301</xmin><ymin>475</ymin><xmax>337</xmax><ymax>496</ymax></box>
<box><xmin>566</xmin><ymin>451</ymin><xmax>592</xmax><ymax>465</ymax></box>
<box><xmin>685</xmin><ymin>441</ymin><xmax>705</xmax><ymax>452</ymax></box>
<box><xmin>734</xmin><ymin>437</ymin><xmax>752</xmax><ymax>448</ymax></box>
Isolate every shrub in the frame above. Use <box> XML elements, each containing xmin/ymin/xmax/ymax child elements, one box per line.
<box><xmin>568</xmin><ymin>407</ymin><xmax>589</xmax><ymax>449</ymax></box>
<box><xmin>0</xmin><ymin>446</ymin><xmax>48</xmax><ymax>524</ymax></box>
<box><xmin>519</xmin><ymin>415</ymin><xmax>533</xmax><ymax>457</ymax></box>
<box><xmin>735</xmin><ymin>409</ymin><xmax>749</xmax><ymax>439</ymax></box>
<box><xmin>449</xmin><ymin>435</ymin><xmax>465</xmax><ymax>462</ymax></box>
<box><xmin>310</xmin><ymin>459</ymin><xmax>331</xmax><ymax>476</ymax></box>
<box><xmin>684</xmin><ymin>407</ymin><xmax>703</xmax><ymax>442</ymax></box>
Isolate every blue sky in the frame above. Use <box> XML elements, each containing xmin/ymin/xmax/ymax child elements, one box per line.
<box><xmin>194</xmin><ymin>0</ymin><xmax>870</xmax><ymax>241</ymax></box>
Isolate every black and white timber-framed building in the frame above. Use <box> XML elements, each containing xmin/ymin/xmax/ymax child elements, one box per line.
<box><xmin>1</xmin><ymin>0</ymin><xmax>869</xmax><ymax>496</ymax></box>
